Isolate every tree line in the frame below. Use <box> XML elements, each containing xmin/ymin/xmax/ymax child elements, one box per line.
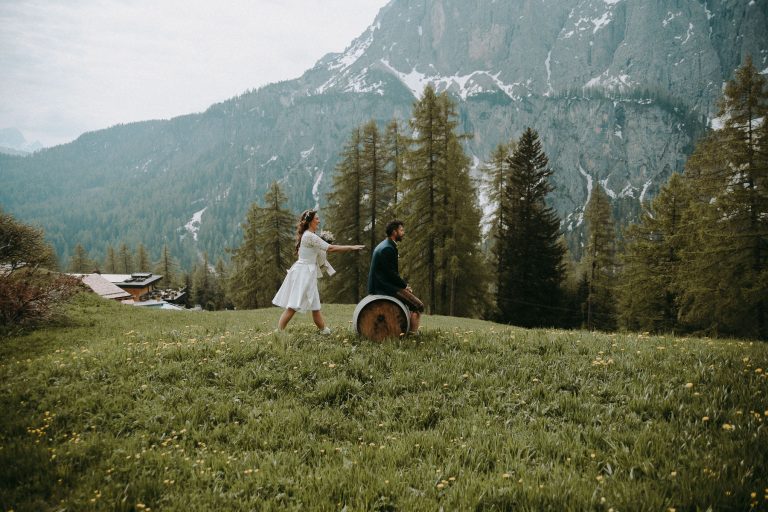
<box><xmin>22</xmin><ymin>57</ymin><xmax>766</xmax><ymax>339</ymax></box>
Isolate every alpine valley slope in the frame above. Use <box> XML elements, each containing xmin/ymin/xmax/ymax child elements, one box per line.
<box><xmin>1</xmin><ymin>0</ymin><xmax>766</xmax><ymax>266</ymax></box>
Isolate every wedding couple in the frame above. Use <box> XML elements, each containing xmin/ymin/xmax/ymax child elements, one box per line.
<box><xmin>272</xmin><ymin>210</ymin><xmax>423</xmax><ymax>334</ymax></box>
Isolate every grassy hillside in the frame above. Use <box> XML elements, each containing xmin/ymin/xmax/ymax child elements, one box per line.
<box><xmin>2</xmin><ymin>293</ymin><xmax>767</xmax><ymax>511</ymax></box>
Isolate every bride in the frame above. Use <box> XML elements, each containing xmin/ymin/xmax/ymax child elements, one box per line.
<box><xmin>272</xmin><ymin>209</ymin><xmax>364</xmax><ymax>333</ymax></box>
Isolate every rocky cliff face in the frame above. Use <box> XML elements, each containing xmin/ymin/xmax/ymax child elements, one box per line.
<box><xmin>1</xmin><ymin>0</ymin><xmax>766</xmax><ymax>264</ymax></box>
<box><xmin>309</xmin><ymin>0</ymin><xmax>765</xmax><ymax>116</ymax></box>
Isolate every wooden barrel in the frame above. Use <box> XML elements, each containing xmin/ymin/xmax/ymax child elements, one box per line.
<box><xmin>353</xmin><ymin>295</ymin><xmax>410</xmax><ymax>342</ymax></box>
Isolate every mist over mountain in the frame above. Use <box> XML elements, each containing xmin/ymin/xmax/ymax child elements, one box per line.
<box><xmin>0</xmin><ymin>128</ymin><xmax>43</xmax><ymax>155</ymax></box>
<box><xmin>1</xmin><ymin>0</ymin><xmax>766</xmax><ymax>266</ymax></box>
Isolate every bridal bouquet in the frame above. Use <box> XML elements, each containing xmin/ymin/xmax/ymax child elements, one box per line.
<box><xmin>317</xmin><ymin>231</ymin><xmax>336</xmax><ymax>277</ymax></box>
<box><xmin>319</xmin><ymin>231</ymin><xmax>335</xmax><ymax>244</ymax></box>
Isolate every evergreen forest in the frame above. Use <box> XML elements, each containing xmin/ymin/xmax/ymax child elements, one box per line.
<box><xmin>42</xmin><ymin>57</ymin><xmax>768</xmax><ymax>340</ymax></box>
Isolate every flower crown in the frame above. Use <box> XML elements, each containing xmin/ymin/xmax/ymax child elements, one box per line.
<box><xmin>301</xmin><ymin>210</ymin><xmax>316</xmax><ymax>223</ymax></box>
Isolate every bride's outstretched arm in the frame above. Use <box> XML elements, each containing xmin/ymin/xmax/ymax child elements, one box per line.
<box><xmin>327</xmin><ymin>244</ymin><xmax>365</xmax><ymax>253</ymax></box>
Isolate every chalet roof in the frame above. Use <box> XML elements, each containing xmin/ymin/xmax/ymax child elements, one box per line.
<box><xmin>79</xmin><ymin>274</ymin><xmax>132</xmax><ymax>300</ymax></box>
<box><xmin>101</xmin><ymin>273</ymin><xmax>163</xmax><ymax>288</ymax></box>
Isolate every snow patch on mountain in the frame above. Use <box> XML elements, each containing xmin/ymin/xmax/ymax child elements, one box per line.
<box><xmin>592</xmin><ymin>12</ymin><xmax>612</xmax><ymax>33</ymax></box>
<box><xmin>315</xmin><ymin>24</ymin><xmax>380</xmax><ymax>94</ymax></box>
<box><xmin>676</xmin><ymin>23</ymin><xmax>694</xmax><ymax>45</ymax></box>
<box><xmin>379</xmin><ymin>59</ymin><xmax>524</xmax><ymax>100</ymax></box>
<box><xmin>135</xmin><ymin>159</ymin><xmax>152</xmax><ymax>173</ymax></box>
<box><xmin>545</xmin><ymin>50</ymin><xmax>554</xmax><ymax>96</ymax></box>
<box><xmin>663</xmin><ymin>11</ymin><xmax>682</xmax><ymax>27</ymax></box>
<box><xmin>344</xmin><ymin>69</ymin><xmax>386</xmax><ymax>95</ymax></box>
<box><xmin>600</xmin><ymin>178</ymin><xmax>617</xmax><ymax>199</ymax></box>
<box><xmin>619</xmin><ymin>182</ymin><xmax>635</xmax><ymax>198</ymax></box>
<box><xmin>184</xmin><ymin>207</ymin><xmax>206</xmax><ymax>242</ymax></box>
<box><xmin>301</xmin><ymin>145</ymin><xmax>315</xmax><ymax>159</ymax></box>
<box><xmin>640</xmin><ymin>180</ymin><xmax>653</xmax><ymax>203</ymax></box>
<box><xmin>312</xmin><ymin>170</ymin><xmax>324</xmax><ymax>207</ymax></box>
<box><xmin>577</xmin><ymin>165</ymin><xmax>593</xmax><ymax>227</ymax></box>
<box><xmin>328</xmin><ymin>26</ymin><xmax>376</xmax><ymax>72</ymax></box>
<box><xmin>585</xmin><ymin>71</ymin><xmax>633</xmax><ymax>90</ymax></box>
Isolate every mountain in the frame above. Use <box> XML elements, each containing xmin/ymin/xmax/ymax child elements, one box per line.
<box><xmin>1</xmin><ymin>0</ymin><xmax>766</xmax><ymax>267</ymax></box>
<box><xmin>0</xmin><ymin>128</ymin><xmax>43</xmax><ymax>156</ymax></box>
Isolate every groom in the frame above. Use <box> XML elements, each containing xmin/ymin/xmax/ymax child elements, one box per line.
<box><xmin>368</xmin><ymin>219</ymin><xmax>424</xmax><ymax>333</ymax></box>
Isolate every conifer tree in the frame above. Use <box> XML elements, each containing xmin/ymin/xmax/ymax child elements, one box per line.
<box><xmin>213</xmin><ymin>257</ymin><xmax>231</xmax><ymax>310</ymax></box>
<box><xmin>135</xmin><ymin>243</ymin><xmax>150</xmax><ymax>272</ymax></box>
<box><xmin>229</xmin><ymin>203</ymin><xmax>263</xmax><ymax>309</ymax></box>
<box><xmin>153</xmin><ymin>244</ymin><xmax>179</xmax><ymax>288</ymax></box>
<box><xmin>676</xmin><ymin>56</ymin><xmax>768</xmax><ymax>338</ymax></box>
<box><xmin>400</xmin><ymin>86</ymin><xmax>444</xmax><ymax>313</ymax></box>
<box><xmin>229</xmin><ymin>182</ymin><xmax>294</xmax><ymax>309</ymax></box>
<box><xmin>182</xmin><ymin>271</ymin><xmax>193</xmax><ymax>308</ymax></box>
<box><xmin>68</xmin><ymin>243</ymin><xmax>94</xmax><ymax>273</ymax></box>
<box><xmin>496</xmin><ymin>127</ymin><xmax>565</xmax><ymax>327</ymax></box>
<box><xmin>400</xmin><ymin>86</ymin><xmax>488</xmax><ymax>316</ymax></box>
<box><xmin>582</xmin><ymin>184</ymin><xmax>617</xmax><ymax>330</ymax></box>
<box><xmin>618</xmin><ymin>173</ymin><xmax>689</xmax><ymax>333</ymax></box>
<box><xmin>362</xmin><ymin>120</ymin><xmax>393</xmax><ymax>252</ymax></box>
<box><xmin>104</xmin><ymin>245</ymin><xmax>118</xmax><ymax>273</ymax></box>
<box><xmin>193</xmin><ymin>252</ymin><xmax>214</xmax><ymax>310</ymax></box>
<box><xmin>118</xmin><ymin>243</ymin><xmax>133</xmax><ymax>274</ymax></box>
<box><xmin>254</xmin><ymin>182</ymin><xmax>294</xmax><ymax>305</ymax></box>
<box><xmin>385</xmin><ymin>119</ymin><xmax>408</xmax><ymax>215</ymax></box>
<box><xmin>324</xmin><ymin>128</ymin><xmax>368</xmax><ymax>303</ymax></box>
<box><xmin>482</xmin><ymin>140</ymin><xmax>515</xmax><ymax>317</ymax></box>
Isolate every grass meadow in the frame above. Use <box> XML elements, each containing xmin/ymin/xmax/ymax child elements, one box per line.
<box><xmin>1</xmin><ymin>293</ymin><xmax>767</xmax><ymax>511</ymax></box>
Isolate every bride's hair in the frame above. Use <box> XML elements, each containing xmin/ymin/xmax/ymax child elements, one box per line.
<box><xmin>295</xmin><ymin>209</ymin><xmax>316</xmax><ymax>254</ymax></box>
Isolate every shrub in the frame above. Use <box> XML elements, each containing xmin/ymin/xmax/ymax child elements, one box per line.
<box><xmin>0</xmin><ymin>209</ymin><xmax>80</xmax><ymax>335</ymax></box>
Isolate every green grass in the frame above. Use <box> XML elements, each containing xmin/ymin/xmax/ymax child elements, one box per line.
<box><xmin>2</xmin><ymin>293</ymin><xmax>767</xmax><ymax>511</ymax></box>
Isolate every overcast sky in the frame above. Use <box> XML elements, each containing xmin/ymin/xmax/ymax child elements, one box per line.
<box><xmin>0</xmin><ymin>0</ymin><xmax>388</xmax><ymax>147</ymax></box>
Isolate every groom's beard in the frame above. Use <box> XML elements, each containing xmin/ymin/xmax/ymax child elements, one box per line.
<box><xmin>394</xmin><ymin>234</ymin><xmax>403</xmax><ymax>242</ymax></box>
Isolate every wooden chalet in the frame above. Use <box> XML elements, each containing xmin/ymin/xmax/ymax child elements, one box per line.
<box><xmin>101</xmin><ymin>273</ymin><xmax>164</xmax><ymax>301</ymax></box>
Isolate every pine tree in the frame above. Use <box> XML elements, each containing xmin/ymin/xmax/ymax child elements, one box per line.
<box><xmin>618</xmin><ymin>173</ymin><xmax>689</xmax><ymax>333</ymax></box>
<box><xmin>229</xmin><ymin>182</ymin><xmax>294</xmax><ymax>309</ymax></box>
<box><xmin>496</xmin><ymin>127</ymin><xmax>565</xmax><ymax>327</ymax></box>
<box><xmin>213</xmin><ymin>257</ymin><xmax>230</xmax><ymax>310</ymax></box>
<box><xmin>400</xmin><ymin>86</ymin><xmax>489</xmax><ymax>316</ymax></box>
<box><xmin>361</xmin><ymin>120</ymin><xmax>393</xmax><ymax>252</ymax></box>
<box><xmin>384</xmin><ymin>119</ymin><xmax>408</xmax><ymax>216</ymax></box>
<box><xmin>482</xmin><ymin>140</ymin><xmax>515</xmax><ymax>317</ymax></box>
<box><xmin>135</xmin><ymin>243</ymin><xmax>150</xmax><ymax>272</ymax></box>
<box><xmin>153</xmin><ymin>244</ymin><xmax>179</xmax><ymax>288</ymax></box>
<box><xmin>104</xmin><ymin>245</ymin><xmax>118</xmax><ymax>273</ymax></box>
<box><xmin>582</xmin><ymin>184</ymin><xmax>617</xmax><ymax>330</ymax></box>
<box><xmin>118</xmin><ymin>243</ymin><xmax>133</xmax><ymax>274</ymax></box>
<box><xmin>254</xmin><ymin>182</ymin><xmax>294</xmax><ymax>306</ymax></box>
<box><xmin>182</xmin><ymin>271</ymin><xmax>193</xmax><ymax>308</ymax></box>
<box><xmin>400</xmin><ymin>86</ymin><xmax>444</xmax><ymax>313</ymax></box>
<box><xmin>68</xmin><ymin>243</ymin><xmax>94</xmax><ymax>273</ymax></box>
<box><xmin>676</xmin><ymin>56</ymin><xmax>768</xmax><ymax>338</ymax></box>
<box><xmin>193</xmin><ymin>252</ymin><xmax>214</xmax><ymax>310</ymax></box>
<box><xmin>324</xmin><ymin>128</ymin><xmax>368</xmax><ymax>303</ymax></box>
<box><xmin>229</xmin><ymin>203</ymin><xmax>264</xmax><ymax>309</ymax></box>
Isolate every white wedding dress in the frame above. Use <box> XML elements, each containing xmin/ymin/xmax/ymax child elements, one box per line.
<box><xmin>272</xmin><ymin>230</ymin><xmax>331</xmax><ymax>312</ymax></box>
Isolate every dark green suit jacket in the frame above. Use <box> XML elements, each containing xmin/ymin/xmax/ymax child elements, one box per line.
<box><xmin>367</xmin><ymin>238</ymin><xmax>407</xmax><ymax>296</ymax></box>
